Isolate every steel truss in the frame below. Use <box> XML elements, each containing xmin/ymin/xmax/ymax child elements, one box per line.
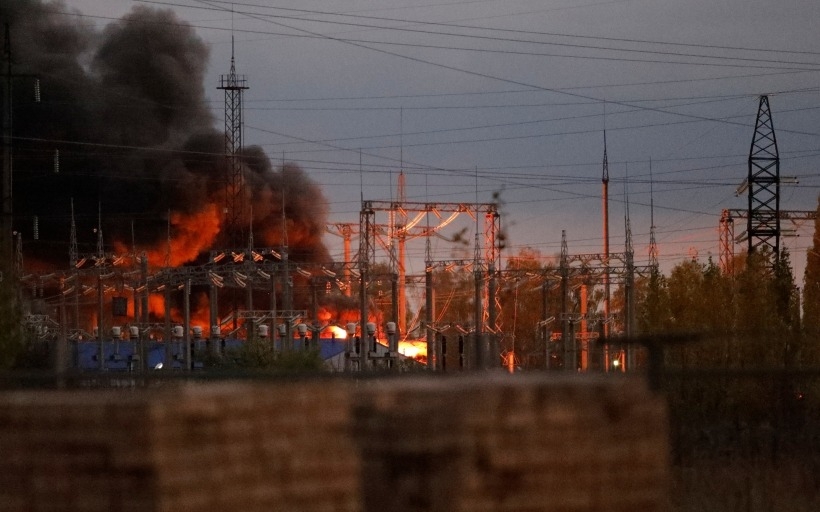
<box><xmin>719</xmin><ymin>208</ymin><xmax>816</xmax><ymax>275</ymax></box>
<box><xmin>359</xmin><ymin>200</ymin><xmax>501</xmax><ymax>339</ymax></box>
<box><xmin>217</xmin><ymin>44</ymin><xmax>249</xmax><ymax>247</ymax></box>
<box><xmin>746</xmin><ymin>95</ymin><xmax>780</xmax><ymax>266</ymax></box>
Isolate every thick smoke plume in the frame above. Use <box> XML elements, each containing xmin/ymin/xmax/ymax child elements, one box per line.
<box><xmin>2</xmin><ymin>0</ymin><xmax>331</xmax><ymax>270</ymax></box>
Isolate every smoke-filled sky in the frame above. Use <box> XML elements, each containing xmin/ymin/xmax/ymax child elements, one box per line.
<box><xmin>4</xmin><ymin>0</ymin><xmax>820</xmax><ymax>283</ymax></box>
<box><xmin>2</xmin><ymin>0</ymin><xmax>331</xmax><ymax>270</ymax></box>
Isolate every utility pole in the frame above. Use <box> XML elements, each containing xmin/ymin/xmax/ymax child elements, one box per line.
<box><xmin>425</xmin><ymin>229</ymin><xmax>435</xmax><ymax>370</ymax></box>
<box><xmin>601</xmin><ymin>131</ymin><xmax>611</xmax><ymax>339</ymax></box>
<box><xmin>560</xmin><ymin>231</ymin><xmax>571</xmax><ymax>371</ymax></box>
<box><xmin>359</xmin><ymin>202</ymin><xmax>375</xmax><ymax>370</ymax></box>
<box><xmin>395</xmin><ymin>171</ymin><xmax>407</xmax><ymax>336</ymax></box>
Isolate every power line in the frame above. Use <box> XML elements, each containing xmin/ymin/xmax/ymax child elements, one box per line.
<box><xmin>158</xmin><ymin>0</ymin><xmax>820</xmax><ymax>59</ymax></box>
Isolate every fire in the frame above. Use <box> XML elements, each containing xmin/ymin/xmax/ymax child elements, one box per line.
<box><xmin>145</xmin><ymin>204</ymin><xmax>221</xmax><ymax>267</ymax></box>
<box><xmin>398</xmin><ymin>340</ymin><xmax>427</xmax><ymax>361</ymax></box>
<box><xmin>327</xmin><ymin>325</ymin><xmax>347</xmax><ymax>339</ymax></box>
<box><xmin>148</xmin><ymin>293</ymin><xmax>168</xmax><ymax>317</ymax></box>
<box><xmin>317</xmin><ymin>307</ymin><xmax>333</xmax><ymax>324</ymax></box>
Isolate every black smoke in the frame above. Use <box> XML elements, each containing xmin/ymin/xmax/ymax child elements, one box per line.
<box><xmin>1</xmin><ymin>0</ymin><xmax>331</xmax><ymax>270</ymax></box>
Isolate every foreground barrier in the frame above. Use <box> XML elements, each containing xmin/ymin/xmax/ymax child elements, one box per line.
<box><xmin>0</xmin><ymin>374</ymin><xmax>668</xmax><ymax>511</ymax></box>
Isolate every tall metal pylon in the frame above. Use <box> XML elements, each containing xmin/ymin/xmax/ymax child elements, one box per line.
<box><xmin>746</xmin><ymin>95</ymin><xmax>780</xmax><ymax>264</ymax></box>
<box><xmin>601</xmin><ymin>131</ymin><xmax>611</xmax><ymax>339</ymax></box>
<box><xmin>218</xmin><ymin>36</ymin><xmax>248</xmax><ymax>247</ymax></box>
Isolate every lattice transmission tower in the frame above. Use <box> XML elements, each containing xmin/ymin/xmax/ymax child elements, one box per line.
<box><xmin>720</xmin><ymin>96</ymin><xmax>811</xmax><ymax>274</ymax></box>
<box><xmin>746</xmin><ymin>95</ymin><xmax>780</xmax><ymax>262</ymax></box>
<box><xmin>218</xmin><ymin>37</ymin><xmax>248</xmax><ymax>247</ymax></box>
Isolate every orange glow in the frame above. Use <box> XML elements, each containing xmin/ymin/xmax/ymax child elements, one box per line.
<box><xmin>147</xmin><ymin>293</ymin><xmax>166</xmax><ymax>317</ymax></box>
<box><xmin>317</xmin><ymin>307</ymin><xmax>333</xmax><ymax>323</ymax></box>
<box><xmin>186</xmin><ymin>292</ymin><xmax>212</xmax><ymax>335</ymax></box>
<box><xmin>315</xmin><ymin>305</ymin><xmax>380</xmax><ymax>328</ymax></box>
<box><xmin>398</xmin><ymin>340</ymin><xmax>427</xmax><ymax>361</ymax></box>
<box><xmin>147</xmin><ymin>293</ymin><xmax>182</xmax><ymax>327</ymax></box>
<box><xmin>327</xmin><ymin>325</ymin><xmax>347</xmax><ymax>339</ymax></box>
<box><xmin>506</xmin><ymin>352</ymin><xmax>516</xmax><ymax>373</ymax></box>
<box><xmin>145</xmin><ymin>204</ymin><xmax>221</xmax><ymax>267</ymax></box>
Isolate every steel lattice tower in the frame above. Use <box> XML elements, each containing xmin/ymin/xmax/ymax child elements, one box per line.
<box><xmin>746</xmin><ymin>95</ymin><xmax>780</xmax><ymax>263</ymax></box>
<box><xmin>218</xmin><ymin>38</ymin><xmax>248</xmax><ymax>247</ymax></box>
<box><xmin>719</xmin><ymin>209</ymin><xmax>735</xmax><ymax>274</ymax></box>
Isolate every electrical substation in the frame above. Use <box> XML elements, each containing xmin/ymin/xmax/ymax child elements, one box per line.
<box><xmin>3</xmin><ymin>30</ymin><xmax>814</xmax><ymax>376</ymax></box>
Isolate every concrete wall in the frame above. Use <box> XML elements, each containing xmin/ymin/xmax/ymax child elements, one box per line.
<box><xmin>0</xmin><ymin>374</ymin><xmax>668</xmax><ymax>512</ymax></box>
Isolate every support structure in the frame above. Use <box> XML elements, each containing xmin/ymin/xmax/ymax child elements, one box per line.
<box><xmin>624</xmin><ymin>210</ymin><xmax>636</xmax><ymax>370</ymax></box>
<box><xmin>648</xmin><ymin>160</ymin><xmax>658</xmax><ymax>269</ymax></box>
<box><xmin>601</xmin><ymin>131</ymin><xmax>611</xmax><ymax>340</ymax></box>
<box><xmin>559</xmin><ymin>231</ymin><xmax>571</xmax><ymax>369</ymax></box>
<box><xmin>361</xmin><ymin>200</ymin><xmax>501</xmax><ymax>333</ymax></box>
<box><xmin>746</xmin><ymin>95</ymin><xmax>780</xmax><ymax>265</ymax></box>
<box><xmin>720</xmin><ymin>96</ymin><xmax>807</xmax><ymax>274</ymax></box>
<box><xmin>485</xmin><ymin>208</ymin><xmax>502</xmax><ymax>338</ymax></box>
<box><xmin>359</xmin><ymin>204</ymin><xmax>376</xmax><ymax>370</ymax></box>
<box><xmin>217</xmin><ymin>38</ymin><xmax>248</xmax><ymax>247</ymax></box>
<box><xmin>327</xmin><ymin>223</ymin><xmax>356</xmax><ymax>295</ymax></box>
<box><xmin>425</xmin><ymin>233</ymin><xmax>435</xmax><ymax>370</ymax></box>
<box><xmin>719</xmin><ymin>208</ymin><xmax>815</xmax><ymax>275</ymax></box>
<box><xmin>394</xmin><ymin>172</ymin><xmax>407</xmax><ymax>336</ymax></box>
<box><xmin>719</xmin><ymin>209</ymin><xmax>735</xmax><ymax>274</ymax></box>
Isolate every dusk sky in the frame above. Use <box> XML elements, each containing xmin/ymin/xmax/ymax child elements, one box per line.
<box><xmin>11</xmin><ymin>0</ymin><xmax>820</xmax><ymax>283</ymax></box>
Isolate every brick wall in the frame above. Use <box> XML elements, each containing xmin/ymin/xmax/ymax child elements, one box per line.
<box><xmin>0</xmin><ymin>374</ymin><xmax>668</xmax><ymax>512</ymax></box>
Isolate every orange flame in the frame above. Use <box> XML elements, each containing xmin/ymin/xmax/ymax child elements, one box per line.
<box><xmin>327</xmin><ymin>325</ymin><xmax>347</xmax><ymax>339</ymax></box>
<box><xmin>398</xmin><ymin>340</ymin><xmax>427</xmax><ymax>361</ymax></box>
<box><xmin>145</xmin><ymin>204</ymin><xmax>221</xmax><ymax>267</ymax></box>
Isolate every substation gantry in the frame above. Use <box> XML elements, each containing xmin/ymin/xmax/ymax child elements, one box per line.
<box><xmin>357</xmin><ymin>199</ymin><xmax>502</xmax><ymax>370</ymax></box>
<box><xmin>24</xmin><ymin>243</ymin><xmax>373</xmax><ymax>372</ymax></box>
<box><xmin>496</xmin><ymin>230</ymin><xmax>656</xmax><ymax>373</ymax></box>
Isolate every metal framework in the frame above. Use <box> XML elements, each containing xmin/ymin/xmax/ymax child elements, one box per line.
<box><xmin>601</xmin><ymin>131</ymin><xmax>611</xmax><ymax>340</ymax></box>
<box><xmin>719</xmin><ymin>209</ymin><xmax>735</xmax><ymax>274</ymax></box>
<box><xmin>359</xmin><ymin>200</ymin><xmax>501</xmax><ymax>334</ymax></box>
<box><xmin>746</xmin><ymin>95</ymin><xmax>780</xmax><ymax>263</ymax></box>
<box><xmin>719</xmin><ymin>208</ymin><xmax>816</xmax><ymax>275</ymax></box>
<box><xmin>326</xmin><ymin>223</ymin><xmax>356</xmax><ymax>295</ymax></box>
<box><xmin>217</xmin><ymin>38</ymin><xmax>248</xmax><ymax>247</ymax></box>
